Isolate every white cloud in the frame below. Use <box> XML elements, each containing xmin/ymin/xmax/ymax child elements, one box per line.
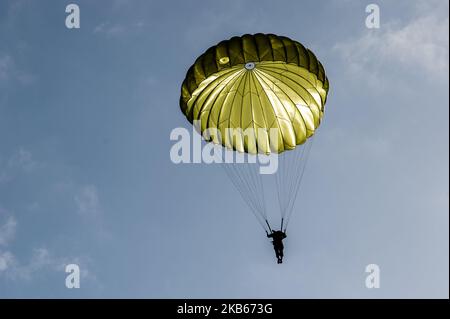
<box><xmin>14</xmin><ymin>248</ymin><xmax>62</xmax><ymax>280</ymax></box>
<box><xmin>334</xmin><ymin>1</ymin><xmax>449</xmax><ymax>82</ymax></box>
<box><xmin>0</xmin><ymin>53</ymin><xmax>35</xmax><ymax>86</ymax></box>
<box><xmin>1</xmin><ymin>0</ymin><xmax>27</xmax><ymax>29</ymax></box>
<box><xmin>3</xmin><ymin>247</ymin><xmax>93</xmax><ymax>281</ymax></box>
<box><xmin>0</xmin><ymin>207</ymin><xmax>93</xmax><ymax>281</ymax></box>
<box><xmin>0</xmin><ymin>208</ymin><xmax>17</xmax><ymax>274</ymax></box>
<box><xmin>0</xmin><ymin>220</ymin><xmax>93</xmax><ymax>281</ymax></box>
<box><xmin>94</xmin><ymin>22</ymin><xmax>125</xmax><ymax>37</ymax></box>
<box><xmin>0</xmin><ymin>251</ymin><xmax>15</xmax><ymax>272</ymax></box>
<box><xmin>8</xmin><ymin>147</ymin><xmax>36</xmax><ymax>172</ymax></box>
<box><xmin>112</xmin><ymin>0</ymin><xmax>130</xmax><ymax>10</ymax></box>
<box><xmin>75</xmin><ymin>185</ymin><xmax>101</xmax><ymax>217</ymax></box>
<box><xmin>93</xmin><ymin>21</ymin><xmax>145</xmax><ymax>38</ymax></box>
<box><xmin>29</xmin><ymin>248</ymin><xmax>52</xmax><ymax>269</ymax></box>
<box><xmin>0</xmin><ymin>54</ymin><xmax>13</xmax><ymax>82</ymax></box>
<box><xmin>74</xmin><ymin>185</ymin><xmax>111</xmax><ymax>241</ymax></box>
<box><xmin>0</xmin><ymin>215</ymin><xmax>17</xmax><ymax>247</ymax></box>
<box><xmin>0</xmin><ymin>147</ymin><xmax>37</xmax><ymax>184</ymax></box>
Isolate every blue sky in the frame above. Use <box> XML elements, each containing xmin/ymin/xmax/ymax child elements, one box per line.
<box><xmin>0</xmin><ymin>0</ymin><xmax>448</xmax><ymax>298</ymax></box>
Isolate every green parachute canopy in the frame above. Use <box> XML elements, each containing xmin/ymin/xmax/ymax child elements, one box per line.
<box><xmin>180</xmin><ymin>33</ymin><xmax>329</xmax><ymax>155</ymax></box>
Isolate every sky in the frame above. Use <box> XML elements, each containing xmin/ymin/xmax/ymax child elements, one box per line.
<box><xmin>0</xmin><ymin>0</ymin><xmax>448</xmax><ymax>298</ymax></box>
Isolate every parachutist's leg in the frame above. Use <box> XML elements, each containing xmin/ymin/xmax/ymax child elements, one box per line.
<box><xmin>274</xmin><ymin>246</ymin><xmax>283</xmax><ymax>263</ymax></box>
<box><xmin>274</xmin><ymin>246</ymin><xmax>280</xmax><ymax>260</ymax></box>
<box><xmin>279</xmin><ymin>243</ymin><xmax>284</xmax><ymax>258</ymax></box>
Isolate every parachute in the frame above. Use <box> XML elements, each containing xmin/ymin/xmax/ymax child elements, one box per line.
<box><xmin>180</xmin><ymin>34</ymin><xmax>329</xmax><ymax>233</ymax></box>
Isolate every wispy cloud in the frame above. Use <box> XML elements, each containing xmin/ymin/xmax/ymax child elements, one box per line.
<box><xmin>75</xmin><ymin>185</ymin><xmax>101</xmax><ymax>217</ymax></box>
<box><xmin>0</xmin><ymin>0</ymin><xmax>28</xmax><ymax>29</ymax></box>
<box><xmin>2</xmin><ymin>247</ymin><xmax>93</xmax><ymax>281</ymax></box>
<box><xmin>0</xmin><ymin>209</ymin><xmax>93</xmax><ymax>281</ymax></box>
<box><xmin>0</xmin><ymin>54</ymin><xmax>13</xmax><ymax>82</ymax></box>
<box><xmin>0</xmin><ymin>251</ymin><xmax>15</xmax><ymax>272</ymax></box>
<box><xmin>0</xmin><ymin>52</ymin><xmax>35</xmax><ymax>86</ymax></box>
<box><xmin>8</xmin><ymin>147</ymin><xmax>36</xmax><ymax>171</ymax></box>
<box><xmin>94</xmin><ymin>22</ymin><xmax>126</xmax><ymax>37</ymax></box>
<box><xmin>93</xmin><ymin>21</ymin><xmax>145</xmax><ymax>38</ymax></box>
<box><xmin>10</xmin><ymin>247</ymin><xmax>92</xmax><ymax>281</ymax></box>
<box><xmin>334</xmin><ymin>1</ymin><xmax>449</xmax><ymax>83</ymax></box>
<box><xmin>0</xmin><ymin>147</ymin><xmax>37</xmax><ymax>184</ymax></box>
<box><xmin>0</xmin><ymin>214</ymin><xmax>16</xmax><ymax>246</ymax></box>
<box><xmin>74</xmin><ymin>185</ymin><xmax>110</xmax><ymax>240</ymax></box>
<box><xmin>0</xmin><ymin>208</ymin><xmax>17</xmax><ymax>275</ymax></box>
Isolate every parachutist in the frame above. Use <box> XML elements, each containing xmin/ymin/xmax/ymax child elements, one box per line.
<box><xmin>267</xmin><ymin>230</ymin><xmax>287</xmax><ymax>264</ymax></box>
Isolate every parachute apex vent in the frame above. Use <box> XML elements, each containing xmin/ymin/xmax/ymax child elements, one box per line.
<box><xmin>245</xmin><ymin>62</ymin><xmax>255</xmax><ymax>70</ymax></box>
